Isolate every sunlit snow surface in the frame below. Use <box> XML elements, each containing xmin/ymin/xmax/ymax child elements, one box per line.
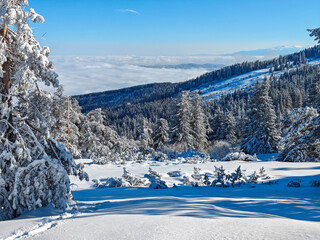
<box><xmin>1</xmin><ymin>155</ymin><xmax>320</xmax><ymax>240</ymax></box>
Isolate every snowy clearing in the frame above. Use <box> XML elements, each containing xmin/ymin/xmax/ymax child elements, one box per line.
<box><xmin>1</xmin><ymin>157</ymin><xmax>319</xmax><ymax>240</ymax></box>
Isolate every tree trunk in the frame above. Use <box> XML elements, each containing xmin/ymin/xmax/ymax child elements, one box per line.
<box><xmin>1</xmin><ymin>25</ymin><xmax>13</xmax><ymax>139</ymax></box>
<box><xmin>1</xmin><ymin>25</ymin><xmax>11</xmax><ymax>100</ymax></box>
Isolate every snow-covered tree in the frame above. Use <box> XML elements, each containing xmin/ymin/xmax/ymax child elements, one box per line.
<box><xmin>172</xmin><ymin>91</ymin><xmax>195</xmax><ymax>151</ymax></box>
<box><xmin>224</xmin><ymin>110</ymin><xmax>237</xmax><ymax>145</ymax></box>
<box><xmin>138</xmin><ymin>117</ymin><xmax>153</xmax><ymax>149</ymax></box>
<box><xmin>0</xmin><ymin>1</ymin><xmax>87</xmax><ymax>220</ymax></box>
<box><xmin>191</xmin><ymin>90</ymin><xmax>208</xmax><ymax>152</ymax></box>
<box><xmin>144</xmin><ymin>167</ymin><xmax>168</xmax><ymax>189</ymax></box>
<box><xmin>209</xmin><ymin>105</ymin><xmax>225</xmax><ymax>141</ymax></box>
<box><xmin>308</xmin><ymin>27</ymin><xmax>320</xmax><ymax>44</ymax></box>
<box><xmin>50</xmin><ymin>86</ymin><xmax>83</xmax><ymax>158</ymax></box>
<box><xmin>79</xmin><ymin>108</ymin><xmax>119</xmax><ymax>161</ymax></box>
<box><xmin>241</xmin><ymin>78</ymin><xmax>281</xmax><ymax>154</ymax></box>
<box><xmin>211</xmin><ymin>166</ymin><xmax>231</xmax><ymax>187</ymax></box>
<box><xmin>230</xmin><ymin>166</ymin><xmax>247</xmax><ymax>187</ymax></box>
<box><xmin>152</xmin><ymin>118</ymin><xmax>169</xmax><ymax>150</ymax></box>
<box><xmin>278</xmin><ymin>107</ymin><xmax>320</xmax><ymax>162</ymax></box>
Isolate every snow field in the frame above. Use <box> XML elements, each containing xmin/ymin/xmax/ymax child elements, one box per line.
<box><xmin>1</xmin><ymin>158</ymin><xmax>319</xmax><ymax>240</ymax></box>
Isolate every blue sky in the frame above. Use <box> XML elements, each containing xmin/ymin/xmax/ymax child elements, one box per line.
<box><xmin>30</xmin><ymin>0</ymin><xmax>320</xmax><ymax>56</ymax></box>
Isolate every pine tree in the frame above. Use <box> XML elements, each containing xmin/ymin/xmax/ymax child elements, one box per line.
<box><xmin>241</xmin><ymin>78</ymin><xmax>281</xmax><ymax>154</ymax></box>
<box><xmin>191</xmin><ymin>90</ymin><xmax>208</xmax><ymax>152</ymax></box>
<box><xmin>0</xmin><ymin>1</ymin><xmax>87</xmax><ymax>220</ymax></box>
<box><xmin>152</xmin><ymin>118</ymin><xmax>169</xmax><ymax>150</ymax></box>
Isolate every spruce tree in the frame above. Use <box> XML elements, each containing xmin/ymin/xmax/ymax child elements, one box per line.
<box><xmin>224</xmin><ymin>110</ymin><xmax>237</xmax><ymax>145</ymax></box>
<box><xmin>308</xmin><ymin>27</ymin><xmax>320</xmax><ymax>44</ymax></box>
<box><xmin>191</xmin><ymin>90</ymin><xmax>208</xmax><ymax>152</ymax></box>
<box><xmin>241</xmin><ymin>78</ymin><xmax>281</xmax><ymax>154</ymax></box>
<box><xmin>152</xmin><ymin>118</ymin><xmax>169</xmax><ymax>150</ymax></box>
<box><xmin>172</xmin><ymin>91</ymin><xmax>195</xmax><ymax>151</ymax></box>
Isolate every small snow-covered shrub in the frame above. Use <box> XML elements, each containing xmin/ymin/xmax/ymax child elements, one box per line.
<box><xmin>287</xmin><ymin>180</ymin><xmax>301</xmax><ymax>187</ymax></box>
<box><xmin>310</xmin><ymin>180</ymin><xmax>320</xmax><ymax>187</ymax></box>
<box><xmin>222</xmin><ymin>152</ymin><xmax>257</xmax><ymax>161</ymax></box>
<box><xmin>153</xmin><ymin>152</ymin><xmax>168</xmax><ymax>162</ymax></box>
<box><xmin>203</xmin><ymin>173</ymin><xmax>211</xmax><ymax>186</ymax></box>
<box><xmin>145</xmin><ymin>168</ymin><xmax>168</xmax><ymax>189</ymax></box>
<box><xmin>248</xmin><ymin>171</ymin><xmax>259</xmax><ymax>184</ymax></box>
<box><xmin>209</xmin><ymin>141</ymin><xmax>232</xmax><ymax>160</ymax></box>
<box><xmin>122</xmin><ymin>168</ymin><xmax>146</xmax><ymax>187</ymax></box>
<box><xmin>191</xmin><ymin>167</ymin><xmax>205</xmax><ymax>187</ymax></box>
<box><xmin>230</xmin><ymin>166</ymin><xmax>247</xmax><ymax>187</ymax></box>
<box><xmin>92</xmin><ymin>179</ymin><xmax>102</xmax><ymax>188</ymax></box>
<box><xmin>211</xmin><ymin>166</ymin><xmax>231</xmax><ymax>187</ymax></box>
<box><xmin>247</xmin><ymin>167</ymin><xmax>271</xmax><ymax>184</ymax></box>
<box><xmin>92</xmin><ymin>157</ymin><xmax>109</xmax><ymax>165</ymax></box>
<box><xmin>182</xmin><ymin>167</ymin><xmax>208</xmax><ymax>187</ymax></box>
<box><xmin>92</xmin><ymin>168</ymin><xmax>146</xmax><ymax>188</ymax></box>
<box><xmin>104</xmin><ymin>177</ymin><xmax>125</xmax><ymax>188</ymax></box>
<box><xmin>167</xmin><ymin>171</ymin><xmax>182</xmax><ymax>177</ymax></box>
<box><xmin>259</xmin><ymin>167</ymin><xmax>271</xmax><ymax>179</ymax></box>
<box><xmin>183</xmin><ymin>176</ymin><xmax>193</xmax><ymax>186</ymax></box>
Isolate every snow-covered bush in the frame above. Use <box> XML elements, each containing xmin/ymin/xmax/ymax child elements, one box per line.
<box><xmin>92</xmin><ymin>157</ymin><xmax>109</xmax><ymax>165</ymax></box>
<box><xmin>167</xmin><ymin>170</ymin><xmax>182</xmax><ymax>177</ymax></box>
<box><xmin>92</xmin><ymin>168</ymin><xmax>145</xmax><ymax>188</ymax></box>
<box><xmin>92</xmin><ymin>179</ymin><xmax>103</xmax><ymax>188</ymax></box>
<box><xmin>310</xmin><ymin>179</ymin><xmax>320</xmax><ymax>187</ymax></box>
<box><xmin>248</xmin><ymin>167</ymin><xmax>271</xmax><ymax>184</ymax></box>
<box><xmin>153</xmin><ymin>151</ymin><xmax>168</xmax><ymax>162</ymax></box>
<box><xmin>209</xmin><ymin>141</ymin><xmax>232</xmax><ymax>159</ymax></box>
<box><xmin>122</xmin><ymin>168</ymin><xmax>146</xmax><ymax>187</ymax></box>
<box><xmin>183</xmin><ymin>167</ymin><xmax>206</xmax><ymax>187</ymax></box>
<box><xmin>287</xmin><ymin>180</ymin><xmax>301</xmax><ymax>187</ymax></box>
<box><xmin>222</xmin><ymin>152</ymin><xmax>257</xmax><ymax>161</ymax></box>
<box><xmin>230</xmin><ymin>166</ymin><xmax>247</xmax><ymax>187</ymax></box>
<box><xmin>211</xmin><ymin>166</ymin><xmax>231</xmax><ymax>187</ymax></box>
<box><xmin>248</xmin><ymin>171</ymin><xmax>260</xmax><ymax>184</ymax></box>
<box><xmin>191</xmin><ymin>167</ymin><xmax>205</xmax><ymax>187</ymax></box>
<box><xmin>183</xmin><ymin>176</ymin><xmax>193</xmax><ymax>186</ymax></box>
<box><xmin>203</xmin><ymin>173</ymin><xmax>211</xmax><ymax>186</ymax></box>
<box><xmin>145</xmin><ymin>168</ymin><xmax>168</xmax><ymax>189</ymax></box>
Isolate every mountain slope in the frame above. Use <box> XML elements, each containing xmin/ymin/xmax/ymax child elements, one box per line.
<box><xmin>74</xmin><ymin>46</ymin><xmax>320</xmax><ymax>113</ymax></box>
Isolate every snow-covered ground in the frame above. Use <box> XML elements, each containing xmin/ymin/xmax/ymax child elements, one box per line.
<box><xmin>1</xmin><ymin>156</ymin><xmax>319</xmax><ymax>240</ymax></box>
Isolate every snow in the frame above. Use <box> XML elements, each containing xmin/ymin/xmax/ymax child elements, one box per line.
<box><xmin>0</xmin><ymin>156</ymin><xmax>319</xmax><ymax>240</ymax></box>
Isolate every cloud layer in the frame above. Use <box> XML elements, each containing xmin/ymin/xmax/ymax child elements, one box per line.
<box><xmin>50</xmin><ymin>55</ymin><xmax>263</xmax><ymax>96</ymax></box>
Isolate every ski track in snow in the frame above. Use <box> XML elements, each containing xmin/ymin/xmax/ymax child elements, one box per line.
<box><xmin>1</xmin><ymin>212</ymin><xmax>74</xmax><ymax>240</ymax></box>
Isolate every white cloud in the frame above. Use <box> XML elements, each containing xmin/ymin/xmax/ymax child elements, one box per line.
<box><xmin>49</xmin><ymin>55</ymin><xmax>261</xmax><ymax>96</ymax></box>
<box><xmin>117</xmin><ymin>9</ymin><xmax>141</xmax><ymax>15</ymax></box>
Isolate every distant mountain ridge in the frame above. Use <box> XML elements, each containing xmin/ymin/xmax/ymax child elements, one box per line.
<box><xmin>74</xmin><ymin>45</ymin><xmax>320</xmax><ymax>113</ymax></box>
